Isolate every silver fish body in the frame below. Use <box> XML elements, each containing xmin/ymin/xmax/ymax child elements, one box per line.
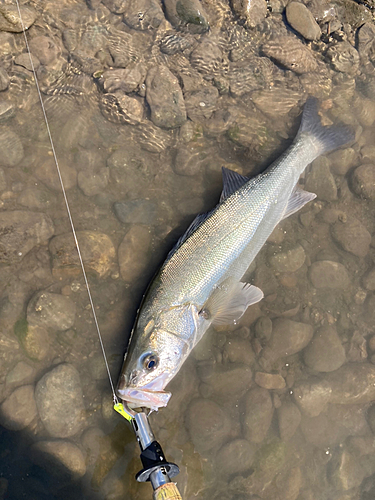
<box><xmin>117</xmin><ymin>98</ymin><xmax>353</xmax><ymax>410</ymax></box>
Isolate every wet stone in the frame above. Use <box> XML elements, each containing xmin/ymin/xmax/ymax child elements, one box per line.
<box><xmin>277</xmin><ymin>402</ymin><xmax>301</xmax><ymax>441</ymax></box>
<box><xmin>309</xmin><ymin>260</ymin><xmax>350</xmax><ymax>289</ymax></box>
<box><xmin>0</xmin><ymin>128</ymin><xmax>23</xmax><ymax>166</ymax></box>
<box><xmin>328</xmin><ymin>448</ymin><xmax>365</xmax><ymax>491</ymax></box>
<box><xmin>331</xmin><ymin>216</ymin><xmax>371</xmax><ymax>257</ymax></box>
<box><xmin>260</xmin><ymin>318</ymin><xmax>313</xmax><ymax>368</ymax></box>
<box><xmin>293</xmin><ymin>378</ymin><xmax>332</xmax><ymax>417</ymax></box>
<box><xmin>305</xmin><ymin>157</ymin><xmax>337</xmax><ymax>201</ymax></box>
<box><xmin>243</xmin><ymin>387</ymin><xmax>273</xmax><ymax>443</ymax></box>
<box><xmin>160</xmin><ymin>32</ymin><xmax>195</xmax><ymax>55</ymax></box>
<box><xmin>201</xmin><ymin>365</ymin><xmax>253</xmax><ymax>404</ymax></box>
<box><xmin>145</xmin><ymin>66</ymin><xmax>186</xmax><ymax>129</ymax></box>
<box><xmin>185</xmin><ymin>398</ymin><xmax>231</xmax><ymax>455</ymax></box>
<box><xmin>17</xmin><ymin>187</ymin><xmax>52</xmax><ymax>210</ymax></box>
<box><xmin>216</xmin><ymin>439</ymin><xmax>255</xmax><ymax>477</ymax></box>
<box><xmin>173</xmin><ymin>143</ymin><xmax>212</xmax><ymax>176</ymax></box>
<box><xmin>14</xmin><ymin>52</ymin><xmax>39</xmax><ymax>71</ymax></box>
<box><xmin>303</xmin><ymin>326</ymin><xmax>346</xmax><ymax>372</ymax></box>
<box><xmin>30</xmin><ymin>440</ymin><xmax>86</xmax><ymax>481</ymax></box>
<box><xmin>113</xmin><ymin>199</ymin><xmax>157</xmax><ymax>225</ymax></box>
<box><xmin>49</xmin><ymin>231</ymin><xmax>115</xmax><ymax>279</ymax></box>
<box><xmin>327</xmin><ymin>363</ymin><xmax>375</xmax><ymax>404</ymax></box>
<box><xmin>363</xmin><ymin>267</ymin><xmax>375</xmax><ymax>291</ymax></box>
<box><xmin>231</xmin><ymin>0</ymin><xmax>267</xmax><ymax>28</ymax></box>
<box><xmin>17</xmin><ymin>322</ymin><xmax>50</xmax><ymax>361</ymax></box>
<box><xmin>0</xmin><ymin>67</ymin><xmax>9</xmax><ymax>90</ymax></box>
<box><xmin>223</xmin><ymin>338</ymin><xmax>255</xmax><ymax>365</ymax></box>
<box><xmin>123</xmin><ymin>0</ymin><xmax>164</xmax><ymax>30</ymax></box>
<box><xmin>164</xmin><ymin>0</ymin><xmax>210</xmax><ymax>33</ymax></box>
<box><xmin>184</xmin><ymin>87</ymin><xmax>219</xmax><ymax>122</ymax></box>
<box><xmin>329</xmin><ymin>147</ymin><xmax>357</xmax><ymax>176</ymax></box>
<box><xmin>118</xmin><ymin>225</ymin><xmax>151</xmax><ymax>283</ymax></box>
<box><xmin>5</xmin><ymin>361</ymin><xmax>35</xmax><ymax>388</ymax></box>
<box><xmin>28</xmin><ymin>36</ymin><xmax>60</xmax><ymax>66</ymax></box>
<box><xmin>0</xmin><ymin>385</ymin><xmax>37</xmax><ymax>430</ymax></box>
<box><xmin>326</xmin><ymin>41</ymin><xmax>360</xmax><ymax>75</ymax></box>
<box><xmin>78</xmin><ymin>168</ymin><xmax>108</xmax><ymax>197</ymax></box>
<box><xmin>101</xmin><ymin>67</ymin><xmax>145</xmax><ymax>94</ymax></box>
<box><xmin>35</xmin><ymin>364</ymin><xmax>85</xmax><ymax>438</ymax></box>
<box><xmin>35</xmin><ymin>157</ymin><xmax>77</xmax><ymax>191</ymax></box>
<box><xmin>190</xmin><ymin>39</ymin><xmax>223</xmax><ymax>79</ymax></box>
<box><xmin>27</xmin><ymin>292</ymin><xmax>76</xmax><ymax>331</ymax></box>
<box><xmin>351</xmin><ymin>164</ymin><xmax>375</xmax><ymax>201</ymax></box>
<box><xmin>262</xmin><ymin>36</ymin><xmax>318</xmax><ymax>74</ymax></box>
<box><xmin>0</xmin><ymin>5</ymin><xmax>36</xmax><ymax>32</ymax></box>
<box><xmin>251</xmin><ymin>87</ymin><xmax>301</xmax><ymax>118</ymax></box>
<box><xmin>255</xmin><ymin>372</ymin><xmax>286</xmax><ymax>390</ymax></box>
<box><xmin>0</xmin><ymin>210</ymin><xmax>54</xmax><ymax>264</ymax></box>
<box><xmin>286</xmin><ymin>2</ymin><xmax>321</xmax><ymax>40</ymax></box>
<box><xmin>269</xmin><ymin>244</ymin><xmax>305</xmax><ymax>274</ymax></box>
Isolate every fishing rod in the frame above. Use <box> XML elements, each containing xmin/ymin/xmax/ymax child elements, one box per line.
<box><xmin>14</xmin><ymin>1</ymin><xmax>182</xmax><ymax>498</ymax></box>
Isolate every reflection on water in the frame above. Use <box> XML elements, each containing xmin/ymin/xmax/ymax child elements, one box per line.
<box><xmin>0</xmin><ymin>0</ymin><xmax>375</xmax><ymax>499</ymax></box>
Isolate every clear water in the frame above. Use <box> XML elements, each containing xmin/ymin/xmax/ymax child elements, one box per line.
<box><xmin>0</xmin><ymin>1</ymin><xmax>375</xmax><ymax>499</ymax></box>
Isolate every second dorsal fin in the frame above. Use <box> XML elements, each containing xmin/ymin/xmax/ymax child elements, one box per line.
<box><xmin>220</xmin><ymin>167</ymin><xmax>250</xmax><ymax>202</ymax></box>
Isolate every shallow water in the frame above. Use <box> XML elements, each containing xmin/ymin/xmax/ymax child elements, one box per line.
<box><xmin>1</xmin><ymin>0</ymin><xmax>375</xmax><ymax>499</ymax></box>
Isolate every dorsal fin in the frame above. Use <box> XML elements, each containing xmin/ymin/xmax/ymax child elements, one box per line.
<box><xmin>220</xmin><ymin>167</ymin><xmax>250</xmax><ymax>202</ymax></box>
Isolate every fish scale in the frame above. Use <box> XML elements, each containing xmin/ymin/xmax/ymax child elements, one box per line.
<box><xmin>117</xmin><ymin>98</ymin><xmax>354</xmax><ymax>410</ymax></box>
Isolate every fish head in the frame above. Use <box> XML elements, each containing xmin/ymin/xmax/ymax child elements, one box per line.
<box><xmin>117</xmin><ymin>304</ymin><xmax>201</xmax><ymax>410</ymax></box>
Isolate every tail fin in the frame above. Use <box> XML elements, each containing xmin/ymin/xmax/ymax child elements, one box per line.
<box><xmin>298</xmin><ymin>97</ymin><xmax>355</xmax><ymax>155</ymax></box>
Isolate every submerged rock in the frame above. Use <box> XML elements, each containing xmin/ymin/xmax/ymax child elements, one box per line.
<box><xmin>0</xmin><ymin>129</ymin><xmax>23</xmax><ymax>166</ymax></box>
<box><xmin>309</xmin><ymin>260</ymin><xmax>350</xmax><ymax>289</ymax></box>
<box><xmin>326</xmin><ymin>41</ymin><xmax>360</xmax><ymax>75</ymax></box>
<box><xmin>216</xmin><ymin>439</ymin><xmax>255</xmax><ymax>477</ymax></box>
<box><xmin>35</xmin><ymin>364</ymin><xmax>85</xmax><ymax>438</ymax></box>
<box><xmin>352</xmin><ymin>164</ymin><xmax>375</xmax><ymax>201</ymax></box>
<box><xmin>243</xmin><ymin>387</ymin><xmax>273</xmax><ymax>443</ymax></box>
<box><xmin>118</xmin><ymin>225</ymin><xmax>151</xmax><ymax>283</ymax></box>
<box><xmin>30</xmin><ymin>440</ymin><xmax>86</xmax><ymax>480</ymax></box>
<box><xmin>277</xmin><ymin>401</ymin><xmax>301</xmax><ymax>441</ymax></box>
<box><xmin>269</xmin><ymin>244</ymin><xmax>305</xmax><ymax>273</ymax></box>
<box><xmin>0</xmin><ymin>4</ymin><xmax>36</xmax><ymax>32</ymax></box>
<box><xmin>254</xmin><ymin>372</ymin><xmax>286</xmax><ymax>390</ymax></box>
<box><xmin>123</xmin><ymin>0</ymin><xmax>164</xmax><ymax>30</ymax></box>
<box><xmin>331</xmin><ymin>216</ymin><xmax>371</xmax><ymax>257</ymax></box>
<box><xmin>305</xmin><ymin>157</ymin><xmax>337</xmax><ymax>201</ymax></box>
<box><xmin>286</xmin><ymin>2</ymin><xmax>321</xmax><ymax>40</ymax></box>
<box><xmin>145</xmin><ymin>66</ymin><xmax>186</xmax><ymax>129</ymax></box>
<box><xmin>328</xmin><ymin>448</ymin><xmax>365</xmax><ymax>491</ymax></box>
<box><xmin>186</xmin><ymin>398</ymin><xmax>231</xmax><ymax>455</ymax></box>
<box><xmin>164</xmin><ymin>0</ymin><xmax>210</xmax><ymax>32</ymax></box>
<box><xmin>327</xmin><ymin>363</ymin><xmax>375</xmax><ymax>404</ymax></box>
<box><xmin>231</xmin><ymin>0</ymin><xmax>267</xmax><ymax>28</ymax></box>
<box><xmin>0</xmin><ymin>211</ymin><xmax>54</xmax><ymax>264</ymax></box>
<box><xmin>303</xmin><ymin>326</ymin><xmax>346</xmax><ymax>372</ymax></box>
<box><xmin>0</xmin><ymin>385</ymin><xmax>37</xmax><ymax>430</ymax></box>
<box><xmin>262</xmin><ymin>36</ymin><xmax>318</xmax><ymax>74</ymax></box>
<box><xmin>293</xmin><ymin>378</ymin><xmax>332</xmax><ymax>417</ymax></box>
<box><xmin>27</xmin><ymin>292</ymin><xmax>76</xmax><ymax>331</ymax></box>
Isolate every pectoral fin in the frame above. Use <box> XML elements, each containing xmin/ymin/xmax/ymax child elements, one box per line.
<box><xmin>202</xmin><ymin>280</ymin><xmax>264</xmax><ymax>326</ymax></box>
<box><xmin>282</xmin><ymin>186</ymin><xmax>316</xmax><ymax>220</ymax></box>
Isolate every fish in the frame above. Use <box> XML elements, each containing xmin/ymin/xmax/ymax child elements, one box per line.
<box><xmin>116</xmin><ymin>98</ymin><xmax>354</xmax><ymax>410</ymax></box>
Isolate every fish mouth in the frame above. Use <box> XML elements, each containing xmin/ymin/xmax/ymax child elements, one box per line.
<box><xmin>116</xmin><ymin>372</ymin><xmax>171</xmax><ymax>410</ymax></box>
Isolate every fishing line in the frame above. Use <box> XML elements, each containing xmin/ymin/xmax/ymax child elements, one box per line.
<box><xmin>14</xmin><ymin>0</ymin><xmax>119</xmax><ymax>405</ymax></box>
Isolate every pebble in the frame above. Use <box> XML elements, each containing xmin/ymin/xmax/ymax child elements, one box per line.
<box><xmin>35</xmin><ymin>364</ymin><xmax>85</xmax><ymax>438</ymax></box>
<box><xmin>49</xmin><ymin>231</ymin><xmax>115</xmax><ymax>279</ymax></box>
<box><xmin>216</xmin><ymin>439</ymin><xmax>255</xmax><ymax>477</ymax></box>
<box><xmin>269</xmin><ymin>244</ymin><xmax>306</xmax><ymax>273</ymax></box>
<box><xmin>327</xmin><ymin>363</ymin><xmax>375</xmax><ymax>404</ymax></box>
<box><xmin>101</xmin><ymin>67</ymin><xmax>145</xmax><ymax>94</ymax></box>
<box><xmin>164</xmin><ymin>0</ymin><xmax>210</xmax><ymax>32</ymax></box>
<box><xmin>351</xmin><ymin>164</ymin><xmax>375</xmax><ymax>201</ymax></box>
<box><xmin>27</xmin><ymin>292</ymin><xmax>76</xmax><ymax>331</ymax></box>
<box><xmin>309</xmin><ymin>260</ymin><xmax>350</xmax><ymax>289</ymax></box>
<box><xmin>0</xmin><ymin>4</ymin><xmax>36</xmax><ymax>32</ymax></box>
<box><xmin>326</xmin><ymin>41</ymin><xmax>360</xmax><ymax>75</ymax></box>
<box><xmin>305</xmin><ymin>157</ymin><xmax>337</xmax><ymax>201</ymax></box>
<box><xmin>78</xmin><ymin>168</ymin><xmax>108</xmax><ymax>196</ymax></box>
<box><xmin>223</xmin><ymin>338</ymin><xmax>255</xmax><ymax>365</ymax></box>
<box><xmin>331</xmin><ymin>216</ymin><xmax>371</xmax><ymax>257</ymax></box>
<box><xmin>0</xmin><ymin>67</ymin><xmax>9</xmax><ymax>90</ymax></box>
<box><xmin>303</xmin><ymin>326</ymin><xmax>346</xmax><ymax>372</ymax></box>
<box><xmin>243</xmin><ymin>387</ymin><xmax>273</xmax><ymax>443</ymax></box>
<box><xmin>0</xmin><ymin>210</ymin><xmax>54</xmax><ymax>264</ymax></box>
<box><xmin>30</xmin><ymin>440</ymin><xmax>86</xmax><ymax>480</ymax></box>
<box><xmin>231</xmin><ymin>0</ymin><xmax>267</xmax><ymax>28</ymax></box>
<box><xmin>145</xmin><ymin>66</ymin><xmax>186</xmax><ymax>129</ymax></box>
<box><xmin>255</xmin><ymin>372</ymin><xmax>286</xmax><ymax>390</ymax></box>
<box><xmin>293</xmin><ymin>378</ymin><xmax>332</xmax><ymax>417</ymax></box>
<box><xmin>113</xmin><ymin>199</ymin><xmax>157</xmax><ymax>225</ymax></box>
<box><xmin>277</xmin><ymin>402</ymin><xmax>301</xmax><ymax>441</ymax></box>
<box><xmin>35</xmin><ymin>157</ymin><xmax>77</xmax><ymax>191</ymax></box>
<box><xmin>118</xmin><ymin>225</ymin><xmax>151</xmax><ymax>283</ymax></box>
<box><xmin>286</xmin><ymin>2</ymin><xmax>321</xmax><ymax>40</ymax></box>
<box><xmin>123</xmin><ymin>0</ymin><xmax>164</xmax><ymax>30</ymax></box>
<box><xmin>262</xmin><ymin>36</ymin><xmax>318</xmax><ymax>74</ymax></box>
<box><xmin>0</xmin><ymin>385</ymin><xmax>37</xmax><ymax>430</ymax></box>
<box><xmin>260</xmin><ymin>318</ymin><xmax>313</xmax><ymax>368</ymax></box>
<box><xmin>185</xmin><ymin>398</ymin><xmax>231</xmax><ymax>455</ymax></box>
<box><xmin>329</xmin><ymin>147</ymin><xmax>357</xmax><ymax>176</ymax></box>
<box><xmin>0</xmin><ymin>129</ymin><xmax>24</xmax><ymax>166</ymax></box>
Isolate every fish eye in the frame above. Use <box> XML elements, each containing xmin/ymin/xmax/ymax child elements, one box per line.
<box><xmin>142</xmin><ymin>353</ymin><xmax>159</xmax><ymax>371</ymax></box>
